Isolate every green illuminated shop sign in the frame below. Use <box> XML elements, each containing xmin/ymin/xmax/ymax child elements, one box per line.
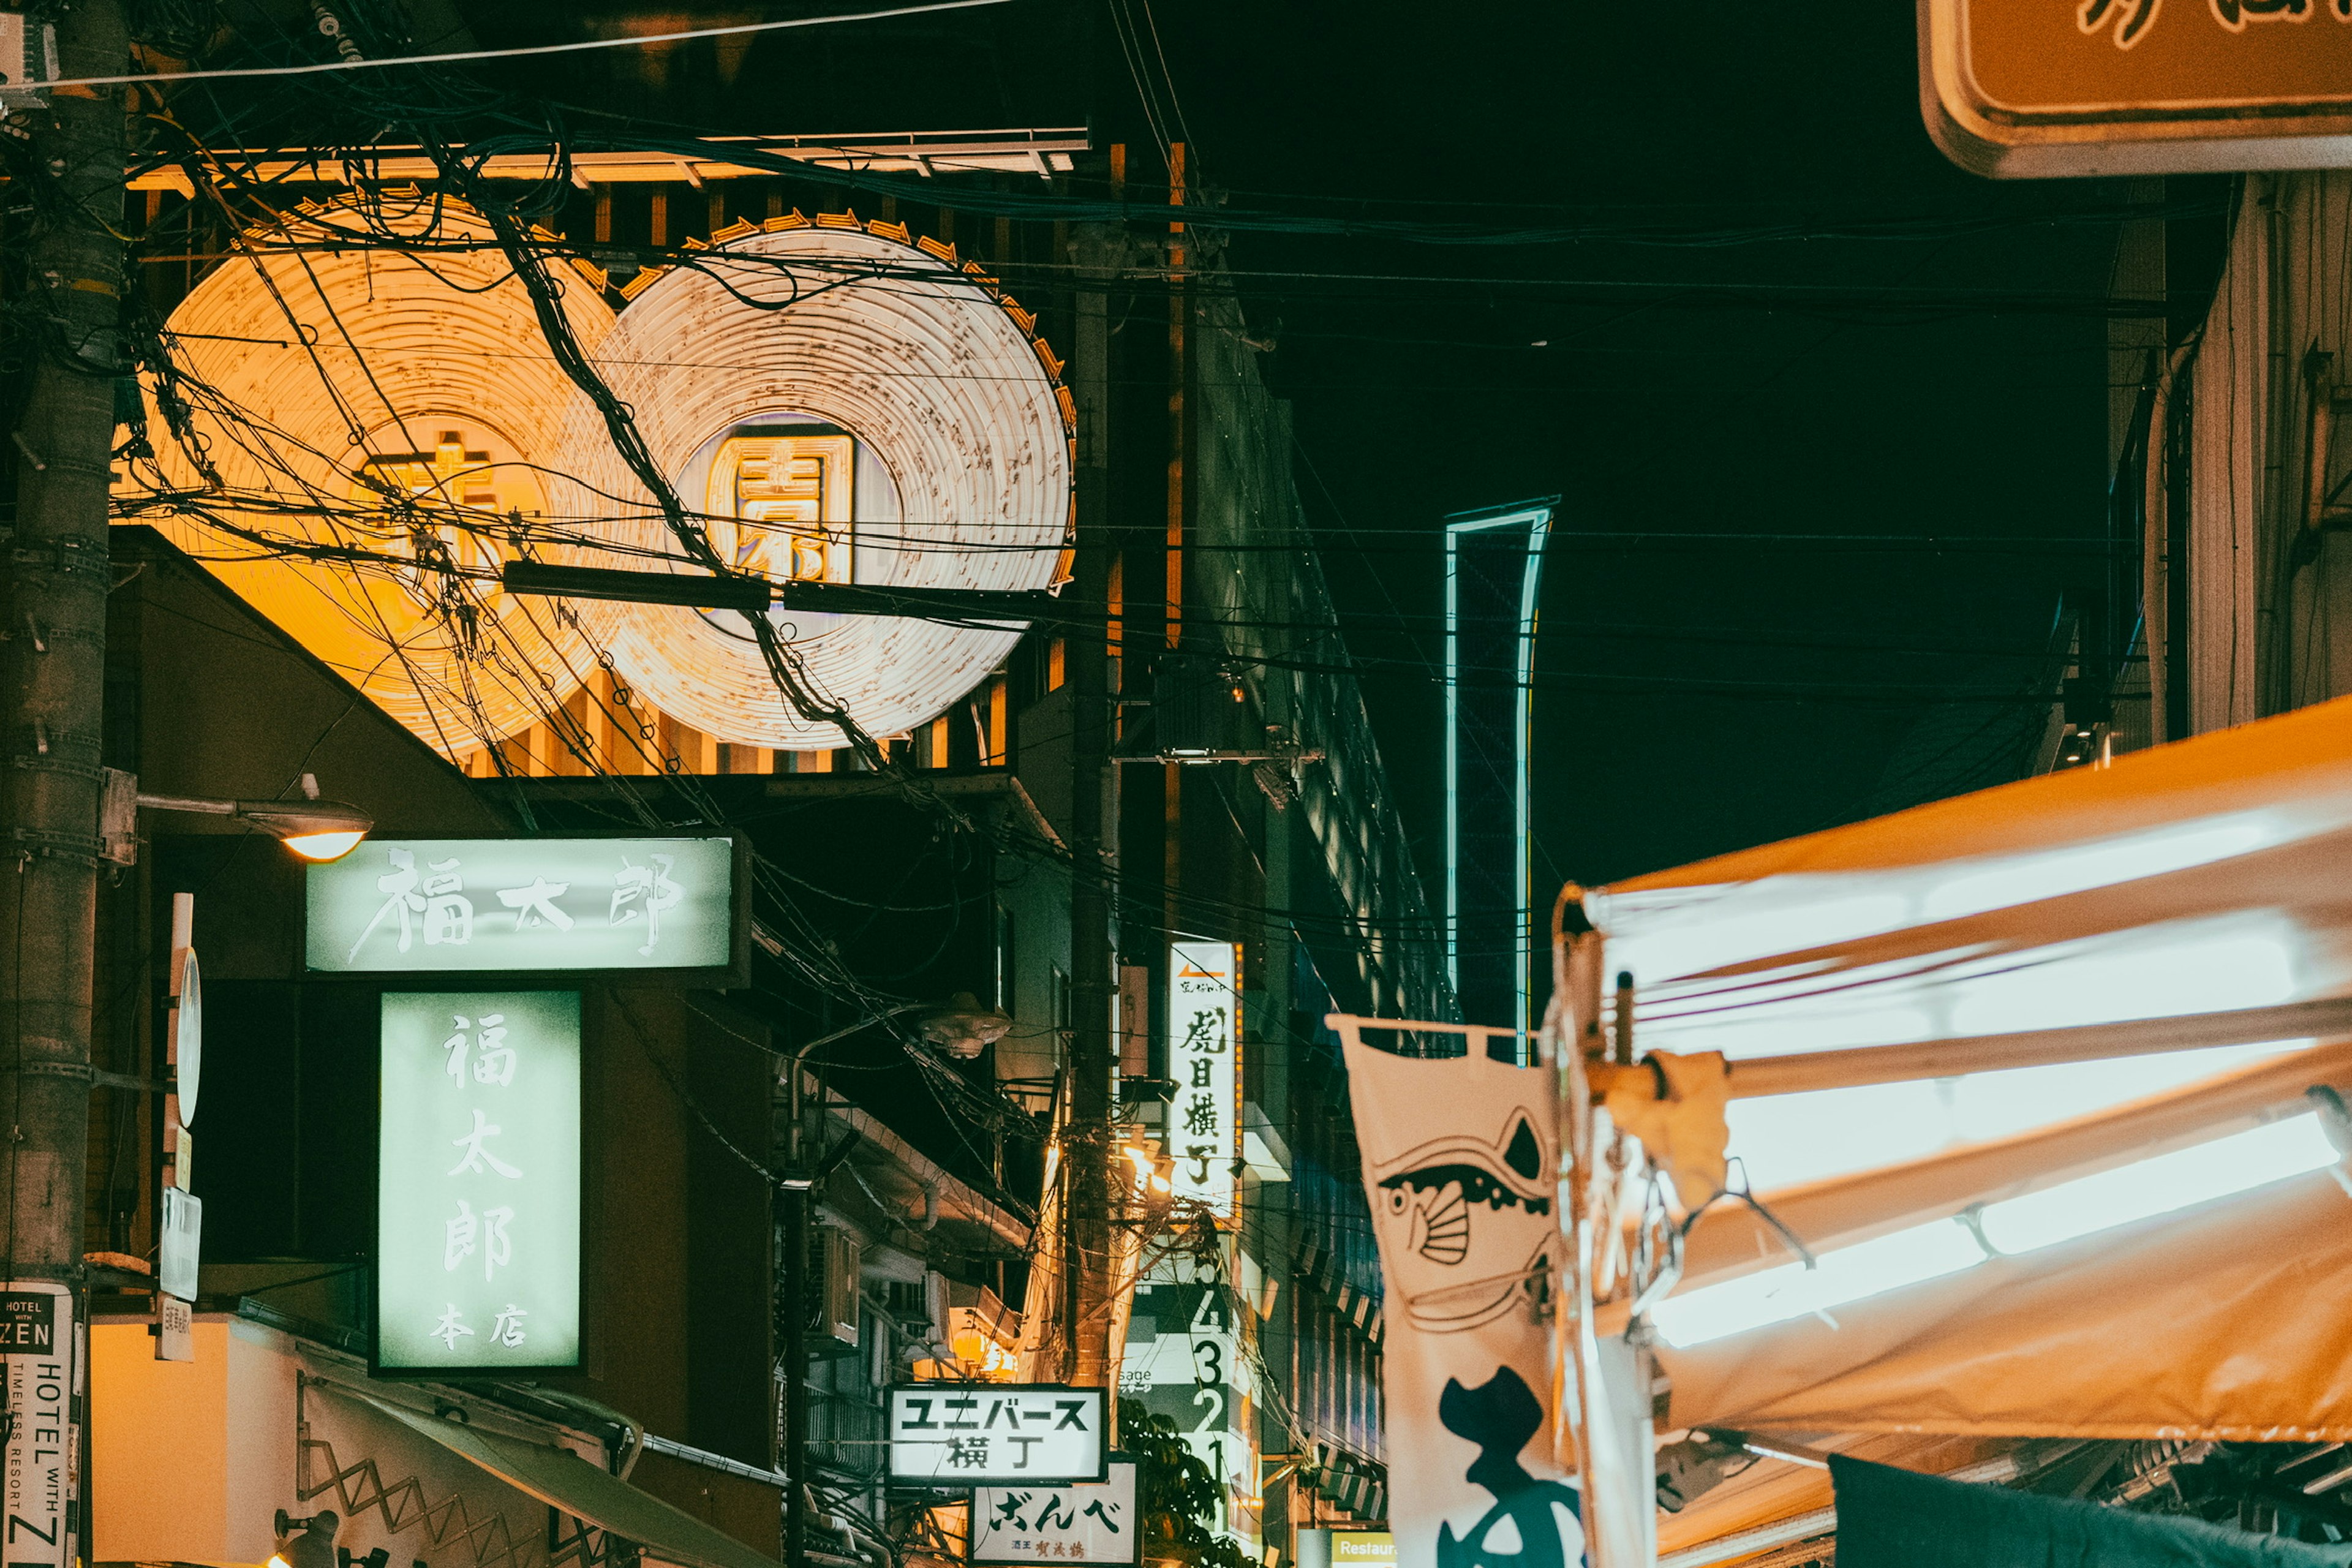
<box><xmin>307</xmin><ymin>835</ymin><xmax>743</xmax><ymax>980</ymax></box>
<box><xmin>375</xmin><ymin>990</ymin><xmax>581</xmax><ymax>1373</ymax></box>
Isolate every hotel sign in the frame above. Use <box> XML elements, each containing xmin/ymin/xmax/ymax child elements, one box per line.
<box><xmin>0</xmin><ymin>1283</ymin><xmax>72</xmax><ymax>1568</ymax></box>
<box><xmin>375</xmin><ymin>990</ymin><xmax>581</xmax><ymax>1373</ymax></box>
<box><xmin>1921</xmin><ymin>0</ymin><xmax>2352</xmax><ymax>176</ymax></box>
<box><xmin>307</xmin><ymin>835</ymin><xmax>744</xmax><ymax>982</ymax></box>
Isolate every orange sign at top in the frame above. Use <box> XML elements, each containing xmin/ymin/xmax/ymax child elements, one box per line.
<box><xmin>1920</xmin><ymin>0</ymin><xmax>2352</xmax><ymax>176</ymax></box>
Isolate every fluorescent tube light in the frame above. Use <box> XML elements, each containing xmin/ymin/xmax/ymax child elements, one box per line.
<box><xmin>1651</xmin><ymin>1219</ymin><xmax>1982</xmax><ymax>1349</ymax></box>
<box><xmin>1977</xmin><ymin>1112</ymin><xmax>2340</xmax><ymax>1256</ymax></box>
<box><xmin>1654</xmin><ymin>1112</ymin><xmax>2346</xmax><ymax>1350</ymax></box>
<box><xmin>1917</xmin><ymin>816</ymin><xmax>2279</xmax><ymax>922</ymax></box>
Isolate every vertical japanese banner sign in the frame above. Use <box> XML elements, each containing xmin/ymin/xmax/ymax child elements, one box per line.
<box><xmin>1338</xmin><ymin>1036</ymin><xmax>1578</xmax><ymax>1568</ymax></box>
<box><xmin>377</xmin><ymin>992</ymin><xmax>582</xmax><ymax>1371</ymax></box>
<box><xmin>0</xmin><ymin>1284</ymin><xmax>73</xmax><ymax>1568</ymax></box>
<box><xmin>1167</xmin><ymin>941</ymin><xmax>1239</xmax><ymax>1221</ymax></box>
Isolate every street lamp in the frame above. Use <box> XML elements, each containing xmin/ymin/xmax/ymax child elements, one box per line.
<box><xmin>130</xmin><ymin>772</ymin><xmax>374</xmax><ymax>862</ymax></box>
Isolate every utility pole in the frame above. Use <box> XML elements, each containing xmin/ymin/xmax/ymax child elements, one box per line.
<box><xmin>1063</xmin><ymin>219</ymin><xmax>1121</xmax><ymax>1391</ymax></box>
<box><xmin>1160</xmin><ymin>143</ymin><xmax>1186</xmax><ymax>960</ymax></box>
<box><xmin>0</xmin><ymin>4</ymin><xmax>128</xmax><ymax>1561</ymax></box>
<box><xmin>780</xmin><ymin>1036</ymin><xmax>818</xmax><ymax>1568</ymax></box>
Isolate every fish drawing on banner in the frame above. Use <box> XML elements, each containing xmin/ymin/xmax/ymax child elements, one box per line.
<box><xmin>1339</xmin><ymin>1033</ymin><xmax>1581</xmax><ymax>1568</ymax></box>
<box><xmin>1373</xmin><ymin>1109</ymin><xmax>1555</xmax><ymax>1332</ymax></box>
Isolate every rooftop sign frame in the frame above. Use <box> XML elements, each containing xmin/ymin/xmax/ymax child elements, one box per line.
<box><xmin>1920</xmin><ymin>0</ymin><xmax>2352</xmax><ymax>177</ymax></box>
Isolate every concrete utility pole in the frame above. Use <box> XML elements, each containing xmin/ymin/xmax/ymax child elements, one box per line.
<box><xmin>0</xmin><ymin>0</ymin><xmax>129</xmax><ymax>1548</ymax></box>
<box><xmin>1063</xmin><ymin>222</ymin><xmax>1121</xmax><ymax>1391</ymax></box>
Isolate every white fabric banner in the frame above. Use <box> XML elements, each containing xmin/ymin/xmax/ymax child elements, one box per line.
<box><xmin>1341</xmin><ymin>1036</ymin><xmax>1581</xmax><ymax>1568</ymax></box>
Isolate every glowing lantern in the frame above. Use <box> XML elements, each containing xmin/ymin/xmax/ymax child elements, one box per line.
<box><xmin>134</xmin><ymin>195</ymin><xmax>617</xmax><ymax>755</ymax></box>
<box><xmin>548</xmin><ymin>215</ymin><xmax>1073</xmax><ymax>751</ymax></box>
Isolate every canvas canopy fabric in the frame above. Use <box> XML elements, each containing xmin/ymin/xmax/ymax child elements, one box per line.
<box><xmin>1586</xmin><ymin>693</ymin><xmax>2352</xmax><ymax>1085</ymax></box>
<box><xmin>1567</xmin><ymin>696</ymin><xmax>2352</xmax><ymax>1559</ymax></box>
<box><xmin>1616</xmin><ymin>1039</ymin><xmax>2352</xmax><ymax>1440</ymax></box>
<box><xmin>1654</xmin><ymin>1433</ymin><xmax>2015</xmax><ymax>1564</ymax></box>
<box><xmin>1660</xmin><ymin>1164</ymin><xmax>2352</xmax><ymax>1442</ymax></box>
<box><xmin>1659</xmin><ymin>1038</ymin><xmax>2352</xmax><ymax>1297</ymax></box>
<box><xmin>344</xmin><ymin>1391</ymin><xmax>782</xmax><ymax>1568</ymax></box>
<box><xmin>1831</xmin><ymin>1455</ymin><xmax>2352</xmax><ymax>1568</ymax></box>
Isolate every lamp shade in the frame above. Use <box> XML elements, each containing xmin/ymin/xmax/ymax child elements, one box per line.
<box><xmin>235</xmin><ymin>799</ymin><xmax>374</xmax><ymax>862</ymax></box>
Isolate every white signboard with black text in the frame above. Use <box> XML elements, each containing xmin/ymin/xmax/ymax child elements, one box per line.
<box><xmin>888</xmin><ymin>1386</ymin><xmax>1107</xmax><ymax>1485</ymax></box>
<box><xmin>0</xmin><ymin>1283</ymin><xmax>74</xmax><ymax>1568</ymax></box>
<box><xmin>158</xmin><ymin>1187</ymin><xmax>201</xmax><ymax>1302</ymax></box>
<box><xmin>974</xmin><ymin>1460</ymin><xmax>1138</xmax><ymax>1564</ymax></box>
<box><xmin>1166</xmin><ymin>941</ymin><xmax>1239</xmax><ymax>1221</ymax></box>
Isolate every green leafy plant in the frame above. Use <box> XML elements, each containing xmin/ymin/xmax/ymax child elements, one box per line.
<box><xmin>1117</xmin><ymin>1409</ymin><xmax>1259</xmax><ymax>1568</ymax></box>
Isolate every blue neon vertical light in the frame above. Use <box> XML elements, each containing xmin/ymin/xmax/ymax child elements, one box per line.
<box><xmin>1444</xmin><ymin>498</ymin><xmax>1557</xmax><ymax>1049</ymax></box>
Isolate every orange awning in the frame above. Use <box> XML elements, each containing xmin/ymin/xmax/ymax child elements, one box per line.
<box><xmin>1572</xmin><ymin>696</ymin><xmax>2352</xmax><ymax>1562</ymax></box>
<box><xmin>1587</xmin><ymin>693</ymin><xmax>2352</xmax><ymax>1089</ymax></box>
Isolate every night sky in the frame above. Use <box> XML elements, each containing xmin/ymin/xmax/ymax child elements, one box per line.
<box><xmin>471</xmin><ymin>0</ymin><xmax>2151</xmax><ymax>889</ymax></box>
<box><xmin>1147</xmin><ymin>2</ymin><xmax>2132</xmax><ymax>888</ymax></box>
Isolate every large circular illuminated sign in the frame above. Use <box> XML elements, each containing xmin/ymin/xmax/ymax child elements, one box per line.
<box><xmin>549</xmin><ymin>216</ymin><xmax>1073</xmax><ymax>751</ymax></box>
<box><xmin>141</xmin><ymin>197</ymin><xmax>618</xmax><ymax>753</ymax></box>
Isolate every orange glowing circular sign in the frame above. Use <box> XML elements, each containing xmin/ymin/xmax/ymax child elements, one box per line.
<box><xmin>138</xmin><ymin>197</ymin><xmax>617</xmax><ymax>754</ymax></box>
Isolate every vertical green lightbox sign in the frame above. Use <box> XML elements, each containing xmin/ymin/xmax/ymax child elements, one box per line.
<box><xmin>376</xmin><ymin>990</ymin><xmax>582</xmax><ymax>1373</ymax></box>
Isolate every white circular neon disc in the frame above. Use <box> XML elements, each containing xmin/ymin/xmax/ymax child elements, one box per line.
<box><xmin>550</xmin><ymin>217</ymin><xmax>1072</xmax><ymax>751</ymax></box>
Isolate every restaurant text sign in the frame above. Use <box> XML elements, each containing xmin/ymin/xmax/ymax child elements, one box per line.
<box><xmin>375</xmin><ymin>990</ymin><xmax>581</xmax><ymax>1372</ymax></box>
<box><xmin>308</xmin><ymin>836</ymin><xmax>739</xmax><ymax>977</ymax></box>
<box><xmin>886</xmin><ymin>1386</ymin><xmax>1106</xmax><ymax>1485</ymax></box>
<box><xmin>1921</xmin><ymin>0</ymin><xmax>2352</xmax><ymax>177</ymax></box>
<box><xmin>973</xmin><ymin>1461</ymin><xmax>1138</xmax><ymax>1564</ymax></box>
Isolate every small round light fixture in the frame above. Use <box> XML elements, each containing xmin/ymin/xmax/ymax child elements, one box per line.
<box><xmin>235</xmin><ymin>802</ymin><xmax>375</xmax><ymax>863</ymax></box>
<box><xmin>914</xmin><ymin>992</ymin><xmax>1014</xmax><ymax>1060</ymax></box>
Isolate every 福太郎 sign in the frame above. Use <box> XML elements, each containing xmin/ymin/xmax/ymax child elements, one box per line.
<box><xmin>375</xmin><ymin>990</ymin><xmax>581</xmax><ymax>1373</ymax></box>
<box><xmin>308</xmin><ymin>836</ymin><xmax>742</xmax><ymax>981</ymax></box>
